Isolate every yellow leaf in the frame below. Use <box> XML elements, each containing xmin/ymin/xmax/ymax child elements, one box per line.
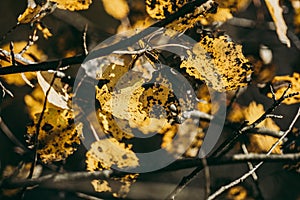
<box><xmin>91</xmin><ymin>179</ymin><xmax>112</xmax><ymax>193</ymax></box>
<box><xmin>267</xmin><ymin>72</ymin><xmax>300</xmax><ymax>104</ymax></box>
<box><xmin>146</xmin><ymin>0</ymin><xmax>218</xmax><ymax>32</ymax></box>
<box><xmin>36</xmin><ymin>23</ymin><xmax>52</xmax><ymax>39</ymax></box>
<box><xmin>86</xmin><ymin>138</ymin><xmax>139</xmax><ymax>170</ymax></box>
<box><xmin>24</xmin><ymin>85</ymin><xmax>51</xmax><ymax>118</ymax></box>
<box><xmin>291</xmin><ymin>0</ymin><xmax>300</xmax><ymax>33</ymax></box>
<box><xmin>113</xmin><ymin>174</ymin><xmax>138</xmax><ymax>198</ymax></box>
<box><xmin>180</xmin><ymin>34</ymin><xmax>252</xmax><ymax>92</ymax></box>
<box><xmin>226</xmin><ymin>185</ymin><xmax>252</xmax><ymax>200</ymax></box>
<box><xmin>0</xmin><ymin>41</ymin><xmax>47</xmax><ymax>86</ymax></box>
<box><xmin>26</xmin><ymin>108</ymin><xmax>83</xmax><ymax>163</ymax></box>
<box><xmin>199</xmin><ymin>8</ymin><xmax>233</xmax><ymax>25</ymax></box>
<box><xmin>264</xmin><ymin>0</ymin><xmax>291</xmax><ymax>47</ymax></box>
<box><xmin>216</xmin><ymin>0</ymin><xmax>251</xmax><ymax>12</ymax></box>
<box><xmin>145</xmin><ymin>0</ymin><xmax>190</xmax><ymax>20</ymax></box>
<box><xmin>102</xmin><ymin>0</ymin><xmax>129</xmax><ymax>20</ymax></box>
<box><xmin>50</xmin><ymin>0</ymin><xmax>92</xmax><ymax>11</ymax></box>
<box><xmin>243</xmin><ymin>102</ymin><xmax>281</xmax><ymax>154</ymax></box>
<box><xmin>18</xmin><ymin>1</ymin><xmax>56</xmax><ymax>24</ymax></box>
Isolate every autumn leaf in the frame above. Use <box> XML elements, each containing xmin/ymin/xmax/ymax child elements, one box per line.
<box><xmin>291</xmin><ymin>0</ymin><xmax>300</xmax><ymax>33</ymax></box>
<box><xmin>264</xmin><ymin>0</ymin><xmax>291</xmax><ymax>47</ymax></box>
<box><xmin>18</xmin><ymin>0</ymin><xmax>56</xmax><ymax>24</ymax></box>
<box><xmin>50</xmin><ymin>0</ymin><xmax>93</xmax><ymax>11</ymax></box>
<box><xmin>0</xmin><ymin>41</ymin><xmax>47</xmax><ymax>86</ymax></box>
<box><xmin>26</xmin><ymin>108</ymin><xmax>83</xmax><ymax>163</ymax></box>
<box><xmin>180</xmin><ymin>34</ymin><xmax>252</xmax><ymax>92</ymax></box>
<box><xmin>226</xmin><ymin>185</ymin><xmax>253</xmax><ymax>200</ymax></box>
<box><xmin>243</xmin><ymin>102</ymin><xmax>281</xmax><ymax>154</ymax></box>
<box><xmin>267</xmin><ymin>72</ymin><xmax>300</xmax><ymax>104</ymax></box>
<box><xmin>102</xmin><ymin>0</ymin><xmax>129</xmax><ymax>20</ymax></box>
<box><xmin>146</xmin><ymin>0</ymin><xmax>218</xmax><ymax>32</ymax></box>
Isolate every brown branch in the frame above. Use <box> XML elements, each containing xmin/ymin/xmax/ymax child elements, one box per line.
<box><xmin>1</xmin><ymin>153</ymin><xmax>299</xmax><ymax>191</ymax></box>
<box><xmin>0</xmin><ymin>0</ymin><xmax>217</xmax><ymax>75</ymax></box>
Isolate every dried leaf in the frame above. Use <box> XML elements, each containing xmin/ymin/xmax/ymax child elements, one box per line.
<box><xmin>91</xmin><ymin>179</ymin><xmax>112</xmax><ymax>193</ymax></box>
<box><xmin>26</xmin><ymin>108</ymin><xmax>83</xmax><ymax>163</ymax></box>
<box><xmin>145</xmin><ymin>0</ymin><xmax>190</xmax><ymax>20</ymax></box>
<box><xmin>86</xmin><ymin>138</ymin><xmax>139</xmax><ymax>170</ymax></box>
<box><xmin>243</xmin><ymin>102</ymin><xmax>281</xmax><ymax>154</ymax></box>
<box><xmin>264</xmin><ymin>0</ymin><xmax>291</xmax><ymax>47</ymax></box>
<box><xmin>50</xmin><ymin>0</ymin><xmax>92</xmax><ymax>11</ymax></box>
<box><xmin>180</xmin><ymin>34</ymin><xmax>252</xmax><ymax>92</ymax></box>
<box><xmin>267</xmin><ymin>72</ymin><xmax>300</xmax><ymax>104</ymax></box>
<box><xmin>146</xmin><ymin>0</ymin><xmax>218</xmax><ymax>32</ymax></box>
<box><xmin>102</xmin><ymin>0</ymin><xmax>129</xmax><ymax>20</ymax></box>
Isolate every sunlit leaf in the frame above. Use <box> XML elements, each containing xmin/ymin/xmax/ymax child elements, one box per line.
<box><xmin>26</xmin><ymin>108</ymin><xmax>83</xmax><ymax>163</ymax></box>
<box><xmin>102</xmin><ymin>0</ymin><xmax>129</xmax><ymax>20</ymax></box>
<box><xmin>18</xmin><ymin>0</ymin><xmax>56</xmax><ymax>24</ymax></box>
<box><xmin>291</xmin><ymin>0</ymin><xmax>300</xmax><ymax>33</ymax></box>
<box><xmin>243</xmin><ymin>102</ymin><xmax>281</xmax><ymax>154</ymax></box>
<box><xmin>50</xmin><ymin>0</ymin><xmax>92</xmax><ymax>11</ymax></box>
<box><xmin>180</xmin><ymin>34</ymin><xmax>252</xmax><ymax>92</ymax></box>
<box><xmin>0</xmin><ymin>41</ymin><xmax>47</xmax><ymax>86</ymax></box>
<box><xmin>86</xmin><ymin>138</ymin><xmax>139</xmax><ymax>170</ymax></box>
<box><xmin>91</xmin><ymin>179</ymin><xmax>112</xmax><ymax>193</ymax></box>
<box><xmin>267</xmin><ymin>72</ymin><xmax>300</xmax><ymax>104</ymax></box>
<box><xmin>226</xmin><ymin>185</ymin><xmax>252</xmax><ymax>200</ymax></box>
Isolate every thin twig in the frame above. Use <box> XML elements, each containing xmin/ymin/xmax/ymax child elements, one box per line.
<box><xmin>207</xmin><ymin>107</ymin><xmax>300</xmax><ymax>200</ymax></box>
<box><xmin>9</xmin><ymin>42</ymin><xmax>16</xmax><ymax>66</ymax></box>
<box><xmin>241</xmin><ymin>143</ymin><xmax>264</xmax><ymax>199</ymax></box>
<box><xmin>211</xmin><ymin>84</ymin><xmax>293</xmax><ymax>158</ymax></box>
<box><xmin>0</xmin><ymin>0</ymin><xmax>218</xmax><ymax>76</ymax></box>
<box><xmin>165</xmin><ymin>165</ymin><xmax>204</xmax><ymax>200</ymax></box>
<box><xmin>27</xmin><ymin>71</ymin><xmax>59</xmax><ymax>180</ymax></box>
<box><xmin>0</xmin><ymin>81</ymin><xmax>14</xmax><ymax>98</ymax></box>
<box><xmin>83</xmin><ymin>24</ymin><xmax>89</xmax><ymax>56</ymax></box>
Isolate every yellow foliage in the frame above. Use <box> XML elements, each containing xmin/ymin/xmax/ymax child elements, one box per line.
<box><xmin>145</xmin><ymin>0</ymin><xmax>190</xmax><ymax>20</ymax></box>
<box><xmin>91</xmin><ymin>179</ymin><xmax>112</xmax><ymax>192</ymax></box>
<box><xmin>226</xmin><ymin>185</ymin><xmax>252</xmax><ymax>200</ymax></box>
<box><xmin>199</xmin><ymin>7</ymin><xmax>233</xmax><ymax>25</ymax></box>
<box><xmin>267</xmin><ymin>72</ymin><xmax>300</xmax><ymax>105</ymax></box>
<box><xmin>102</xmin><ymin>0</ymin><xmax>129</xmax><ymax>20</ymax></box>
<box><xmin>180</xmin><ymin>34</ymin><xmax>252</xmax><ymax>92</ymax></box>
<box><xmin>18</xmin><ymin>1</ymin><xmax>56</xmax><ymax>24</ymax></box>
<box><xmin>291</xmin><ymin>0</ymin><xmax>300</xmax><ymax>33</ymax></box>
<box><xmin>86</xmin><ymin>138</ymin><xmax>139</xmax><ymax>170</ymax></box>
<box><xmin>243</xmin><ymin>102</ymin><xmax>281</xmax><ymax>154</ymax></box>
<box><xmin>0</xmin><ymin>41</ymin><xmax>46</xmax><ymax>86</ymax></box>
<box><xmin>27</xmin><ymin>108</ymin><xmax>83</xmax><ymax>163</ymax></box>
<box><xmin>216</xmin><ymin>0</ymin><xmax>251</xmax><ymax>12</ymax></box>
<box><xmin>36</xmin><ymin>23</ymin><xmax>52</xmax><ymax>39</ymax></box>
<box><xmin>24</xmin><ymin>85</ymin><xmax>54</xmax><ymax>118</ymax></box>
<box><xmin>51</xmin><ymin>0</ymin><xmax>92</xmax><ymax>11</ymax></box>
